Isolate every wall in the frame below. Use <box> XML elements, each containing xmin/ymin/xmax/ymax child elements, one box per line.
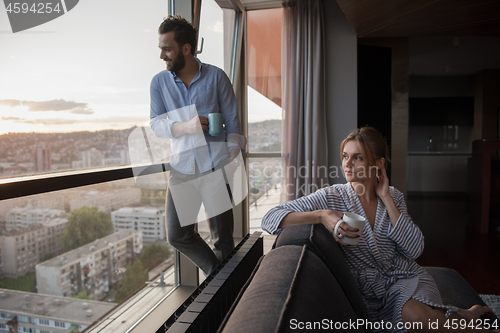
<box><xmin>409</xmin><ymin>76</ymin><xmax>473</xmax><ymax>152</ymax></box>
<box><xmin>410</xmin><ymin>76</ymin><xmax>472</xmax><ymax>97</ymax></box>
<box><xmin>358</xmin><ymin>38</ymin><xmax>410</xmax><ymax>195</ymax></box>
<box><xmin>472</xmin><ymin>69</ymin><xmax>500</xmax><ymax>145</ymax></box>
<box><xmin>36</xmin><ymin>265</ymin><xmax>63</xmax><ymax>296</ymax></box>
<box><xmin>323</xmin><ymin>0</ymin><xmax>358</xmax><ymax>184</ymax></box>
<box><xmin>1</xmin><ymin>237</ymin><xmax>16</xmax><ymax>276</ymax></box>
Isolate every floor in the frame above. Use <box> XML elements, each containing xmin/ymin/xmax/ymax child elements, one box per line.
<box><xmin>408</xmin><ymin>194</ymin><xmax>500</xmax><ymax>295</ymax></box>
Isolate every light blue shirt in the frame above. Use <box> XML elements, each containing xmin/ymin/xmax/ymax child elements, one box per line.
<box><xmin>150</xmin><ymin>59</ymin><xmax>246</xmax><ymax>174</ymax></box>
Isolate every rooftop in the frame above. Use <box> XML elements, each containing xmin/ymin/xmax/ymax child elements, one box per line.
<box><xmin>37</xmin><ymin>230</ymin><xmax>141</xmax><ymax>268</ymax></box>
<box><xmin>111</xmin><ymin>207</ymin><xmax>164</xmax><ymax>215</ymax></box>
<box><xmin>0</xmin><ymin>289</ymin><xmax>116</xmax><ymax>325</ymax></box>
<box><xmin>1</xmin><ymin>224</ymin><xmax>44</xmax><ymax>237</ymax></box>
<box><xmin>43</xmin><ymin>217</ymin><xmax>68</xmax><ymax>227</ymax></box>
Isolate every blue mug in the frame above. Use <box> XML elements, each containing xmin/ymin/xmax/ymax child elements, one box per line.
<box><xmin>208</xmin><ymin>113</ymin><xmax>223</xmax><ymax>136</ymax></box>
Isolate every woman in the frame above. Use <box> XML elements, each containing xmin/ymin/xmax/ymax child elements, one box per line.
<box><xmin>262</xmin><ymin>127</ymin><xmax>495</xmax><ymax>332</ymax></box>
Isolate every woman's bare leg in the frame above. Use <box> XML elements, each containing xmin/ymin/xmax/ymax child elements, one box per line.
<box><xmin>402</xmin><ymin>299</ymin><xmax>499</xmax><ymax>332</ymax></box>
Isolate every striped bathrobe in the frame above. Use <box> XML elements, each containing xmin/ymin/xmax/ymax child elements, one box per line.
<box><xmin>262</xmin><ymin>183</ymin><xmax>459</xmax><ymax>332</ymax></box>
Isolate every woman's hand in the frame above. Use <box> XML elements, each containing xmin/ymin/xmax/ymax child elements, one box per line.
<box><xmin>374</xmin><ymin>167</ymin><xmax>402</xmax><ymax>227</ymax></box>
<box><xmin>374</xmin><ymin>167</ymin><xmax>390</xmax><ymax>199</ymax></box>
<box><xmin>320</xmin><ymin>210</ymin><xmax>360</xmax><ymax>246</ymax></box>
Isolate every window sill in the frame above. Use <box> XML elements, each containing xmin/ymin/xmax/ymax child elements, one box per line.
<box><xmin>86</xmin><ymin>267</ymin><xmax>195</xmax><ymax>333</ymax></box>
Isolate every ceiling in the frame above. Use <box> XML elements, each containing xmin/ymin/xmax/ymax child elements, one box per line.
<box><xmin>239</xmin><ymin>0</ymin><xmax>500</xmax><ymax>76</ymax></box>
<box><xmin>335</xmin><ymin>0</ymin><xmax>500</xmax><ymax>38</ymax></box>
<box><xmin>332</xmin><ymin>0</ymin><xmax>500</xmax><ymax>76</ymax></box>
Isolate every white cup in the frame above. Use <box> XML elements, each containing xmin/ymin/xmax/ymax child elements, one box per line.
<box><xmin>334</xmin><ymin>212</ymin><xmax>366</xmax><ymax>245</ymax></box>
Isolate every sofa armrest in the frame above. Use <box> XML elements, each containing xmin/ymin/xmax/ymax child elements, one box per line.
<box><xmin>220</xmin><ymin>245</ymin><xmax>368</xmax><ymax>333</ymax></box>
<box><xmin>274</xmin><ymin>224</ymin><xmax>371</xmax><ymax>323</ymax></box>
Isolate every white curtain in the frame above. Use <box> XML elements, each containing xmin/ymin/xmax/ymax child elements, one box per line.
<box><xmin>281</xmin><ymin>0</ymin><xmax>329</xmax><ymax>202</ymax></box>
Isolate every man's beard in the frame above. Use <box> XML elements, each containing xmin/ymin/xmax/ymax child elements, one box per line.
<box><xmin>167</xmin><ymin>51</ymin><xmax>186</xmax><ymax>72</ymax></box>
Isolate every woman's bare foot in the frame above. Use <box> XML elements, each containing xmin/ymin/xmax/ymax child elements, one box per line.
<box><xmin>459</xmin><ymin>304</ymin><xmax>492</xmax><ymax>321</ymax></box>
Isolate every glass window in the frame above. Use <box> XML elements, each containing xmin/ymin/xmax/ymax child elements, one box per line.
<box><xmin>197</xmin><ymin>0</ymin><xmax>236</xmax><ymax>78</ymax></box>
<box><xmin>248</xmin><ymin>157</ymin><xmax>281</xmax><ymax>233</ymax></box>
<box><xmin>0</xmin><ymin>177</ymin><xmax>175</xmax><ymax>329</ymax></box>
<box><xmin>54</xmin><ymin>321</ymin><xmax>65</xmax><ymax>328</ymax></box>
<box><xmin>246</xmin><ymin>9</ymin><xmax>283</xmax><ymax>234</ymax></box>
<box><xmin>197</xmin><ymin>0</ymin><xmax>224</xmax><ymax>71</ymax></box>
<box><xmin>39</xmin><ymin>318</ymin><xmax>50</xmax><ymax>325</ymax></box>
<box><xmin>247</xmin><ymin>9</ymin><xmax>282</xmax><ymax>153</ymax></box>
<box><xmin>0</xmin><ymin>1</ymin><xmax>167</xmax><ymax>179</ymax></box>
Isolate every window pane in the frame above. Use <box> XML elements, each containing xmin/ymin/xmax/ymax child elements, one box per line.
<box><xmin>248</xmin><ymin>157</ymin><xmax>281</xmax><ymax>234</ymax></box>
<box><xmin>0</xmin><ymin>1</ymin><xmax>167</xmax><ymax>179</ymax></box>
<box><xmin>0</xmin><ymin>176</ymin><xmax>175</xmax><ymax>332</ymax></box>
<box><xmin>247</xmin><ymin>9</ymin><xmax>282</xmax><ymax>153</ymax></box>
<box><xmin>197</xmin><ymin>0</ymin><xmax>225</xmax><ymax>74</ymax></box>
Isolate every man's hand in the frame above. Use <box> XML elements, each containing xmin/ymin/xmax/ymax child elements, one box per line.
<box><xmin>171</xmin><ymin>116</ymin><xmax>208</xmax><ymax>137</ymax></box>
<box><xmin>187</xmin><ymin>116</ymin><xmax>208</xmax><ymax>133</ymax></box>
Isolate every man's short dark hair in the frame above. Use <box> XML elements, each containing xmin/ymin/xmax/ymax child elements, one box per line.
<box><xmin>159</xmin><ymin>15</ymin><xmax>198</xmax><ymax>56</ymax></box>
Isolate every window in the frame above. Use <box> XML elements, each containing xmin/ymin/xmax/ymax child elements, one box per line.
<box><xmin>246</xmin><ymin>9</ymin><xmax>283</xmax><ymax>233</ymax></box>
<box><xmin>39</xmin><ymin>318</ymin><xmax>50</xmax><ymax>325</ymax></box>
<box><xmin>18</xmin><ymin>316</ymin><xmax>29</xmax><ymax>323</ymax></box>
<box><xmin>0</xmin><ymin>0</ymin><xmax>240</xmax><ymax>332</ymax></box>
<box><xmin>197</xmin><ymin>0</ymin><xmax>225</xmax><ymax>73</ymax></box>
<box><xmin>0</xmin><ymin>1</ymin><xmax>167</xmax><ymax>178</ymax></box>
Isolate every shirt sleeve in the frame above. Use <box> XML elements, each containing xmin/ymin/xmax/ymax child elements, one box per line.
<box><xmin>149</xmin><ymin>75</ymin><xmax>177</xmax><ymax>139</ymax></box>
<box><xmin>261</xmin><ymin>188</ymin><xmax>330</xmax><ymax>235</ymax></box>
<box><xmin>217</xmin><ymin>70</ymin><xmax>246</xmax><ymax>152</ymax></box>
<box><xmin>386</xmin><ymin>188</ymin><xmax>424</xmax><ymax>260</ymax></box>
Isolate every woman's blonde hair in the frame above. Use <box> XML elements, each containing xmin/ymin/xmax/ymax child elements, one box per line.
<box><xmin>340</xmin><ymin>127</ymin><xmax>390</xmax><ymax>170</ymax></box>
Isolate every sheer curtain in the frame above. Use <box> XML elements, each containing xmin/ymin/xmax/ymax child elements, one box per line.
<box><xmin>281</xmin><ymin>0</ymin><xmax>329</xmax><ymax>202</ymax></box>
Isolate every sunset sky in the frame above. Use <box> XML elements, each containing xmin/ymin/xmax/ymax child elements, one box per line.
<box><xmin>0</xmin><ymin>0</ymin><xmax>229</xmax><ymax>135</ymax></box>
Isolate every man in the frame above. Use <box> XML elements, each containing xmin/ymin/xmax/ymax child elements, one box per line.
<box><xmin>150</xmin><ymin>15</ymin><xmax>246</xmax><ymax>276</ymax></box>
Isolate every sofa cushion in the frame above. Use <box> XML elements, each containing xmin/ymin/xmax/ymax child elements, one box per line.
<box><xmin>425</xmin><ymin>266</ymin><xmax>499</xmax><ymax>321</ymax></box>
<box><xmin>274</xmin><ymin>224</ymin><xmax>370</xmax><ymax>323</ymax></box>
<box><xmin>220</xmin><ymin>245</ymin><xmax>367</xmax><ymax>333</ymax></box>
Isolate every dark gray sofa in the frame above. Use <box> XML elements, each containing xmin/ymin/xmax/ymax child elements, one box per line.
<box><xmin>219</xmin><ymin>224</ymin><xmax>498</xmax><ymax>333</ymax></box>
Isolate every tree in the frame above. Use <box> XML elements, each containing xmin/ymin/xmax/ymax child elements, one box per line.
<box><xmin>64</xmin><ymin>202</ymin><xmax>71</xmax><ymax>213</ymax></box>
<box><xmin>43</xmin><ymin>253</ymin><xmax>56</xmax><ymax>261</ymax></box>
<box><xmin>59</xmin><ymin>206</ymin><xmax>114</xmax><ymax>252</ymax></box>
<box><xmin>70</xmin><ymin>291</ymin><xmax>91</xmax><ymax>300</ymax></box>
<box><xmin>116</xmin><ymin>260</ymin><xmax>148</xmax><ymax>303</ymax></box>
<box><xmin>140</xmin><ymin>244</ymin><xmax>172</xmax><ymax>271</ymax></box>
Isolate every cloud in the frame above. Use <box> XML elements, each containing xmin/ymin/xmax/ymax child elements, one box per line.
<box><xmin>0</xmin><ymin>99</ymin><xmax>94</xmax><ymax>114</ymax></box>
<box><xmin>1</xmin><ymin>116</ymin><xmax>78</xmax><ymax>125</ymax></box>
<box><xmin>70</xmin><ymin>107</ymin><xmax>94</xmax><ymax>115</ymax></box>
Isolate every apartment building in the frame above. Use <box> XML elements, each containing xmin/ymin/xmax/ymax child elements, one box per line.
<box><xmin>5</xmin><ymin>208</ymin><xmax>65</xmax><ymax>230</ymax></box>
<box><xmin>0</xmin><ymin>218</ymin><xmax>68</xmax><ymax>278</ymax></box>
<box><xmin>34</xmin><ymin>142</ymin><xmax>51</xmax><ymax>173</ymax></box>
<box><xmin>69</xmin><ymin>188</ymin><xmax>141</xmax><ymax>213</ymax></box>
<box><xmin>111</xmin><ymin>207</ymin><xmax>166</xmax><ymax>244</ymax></box>
<box><xmin>36</xmin><ymin>230</ymin><xmax>143</xmax><ymax>300</ymax></box>
<box><xmin>0</xmin><ymin>289</ymin><xmax>115</xmax><ymax>333</ymax></box>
